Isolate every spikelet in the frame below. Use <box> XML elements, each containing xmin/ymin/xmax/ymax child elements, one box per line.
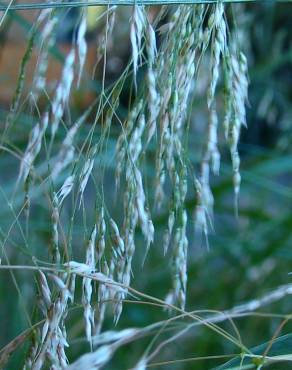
<box><xmin>163</xmin><ymin>210</ymin><xmax>175</xmax><ymax>255</ymax></box>
<box><xmin>194</xmin><ymin>174</ymin><xmax>213</xmax><ymax>249</ymax></box>
<box><xmin>82</xmin><ymin>226</ymin><xmax>97</xmax><ymax>343</ymax></box>
<box><xmin>77</xmin><ymin>12</ymin><xmax>88</xmax><ymax>86</ymax></box>
<box><xmin>94</xmin><ymin>261</ymin><xmax>109</xmax><ymax>335</ymax></box>
<box><xmin>130</xmin><ymin>5</ymin><xmax>146</xmax><ymax>88</ymax></box>
<box><xmin>121</xmin><ymin>183</ymin><xmax>138</xmax><ymax>289</ymax></box>
<box><xmin>229</xmin><ymin>51</ymin><xmax>248</xmax><ymax>212</ymax></box>
<box><xmin>207</xmin><ymin>3</ymin><xmax>227</xmax><ymax>108</ymax></box>
<box><xmin>134</xmin><ymin>167</ymin><xmax>154</xmax><ymax>253</ymax></box>
<box><xmin>51</xmin><ymin>49</ymin><xmax>75</xmax><ymax>140</ymax></box>
<box><xmin>79</xmin><ymin>145</ymin><xmax>97</xmax><ymax>206</ymax></box>
<box><xmin>146</xmin><ymin>22</ymin><xmax>160</xmax><ymax>144</ymax></box>
<box><xmin>67</xmin><ymin>329</ymin><xmax>138</xmax><ymax>370</ymax></box>
<box><xmin>51</xmin><ymin>192</ymin><xmax>60</xmax><ymax>264</ymax></box>
<box><xmin>96</xmin><ymin>7</ymin><xmax>116</xmax><ymax>65</ymax></box>
<box><xmin>6</xmin><ymin>11</ymin><xmax>44</xmax><ymax>129</ymax></box>
<box><xmin>208</xmin><ymin>106</ymin><xmax>221</xmax><ymax>175</ymax></box>
<box><xmin>57</xmin><ymin>174</ymin><xmax>75</xmax><ymax>205</ymax></box>
<box><xmin>172</xmin><ymin>210</ymin><xmax>188</xmax><ymax>309</ymax></box>
<box><xmin>109</xmin><ymin>219</ymin><xmax>125</xmax><ymax>323</ymax></box>
<box><xmin>51</xmin><ymin>112</ymin><xmax>85</xmax><ymax>179</ymax></box>
<box><xmin>96</xmin><ymin>206</ymin><xmax>106</xmax><ymax>261</ymax></box>
<box><xmin>115</xmin><ymin>99</ymin><xmax>143</xmax><ymax>188</ymax></box>
<box><xmin>33</xmin><ymin>271</ymin><xmax>70</xmax><ymax>370</ymax></box>
<box><xmin>39</xmin><ymin>270</ymin><xmax>52</xmax><ymax>310</ymax></box>
<box><xmin>127</xmin><ymin>113</ymin><xmax>145</xmax><ymax>168</ymax></box>
<box><xmin>32</xmin><ymin>9</ymin><xmax>59</xmax><ymax>101</ymax></box>
<box><xmin>64</xmin><ymin>261</ymin><xmax>125</xmax><ymax>294</ymax></box>
<box><xmin>18</xmin><ymin>112</ymin><xmax>48</xmax><ymax>184</ymax></box>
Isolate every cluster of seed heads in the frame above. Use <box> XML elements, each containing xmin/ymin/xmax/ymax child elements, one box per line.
<box><xmin>27</xmin><ymin>271</ymin><xmax>73</xmax><ymax>369</ymax></box>
<box><xmin>6</xmin><ymin>4</ymin><xmax>250</xmax><ymax>368</ymax></box>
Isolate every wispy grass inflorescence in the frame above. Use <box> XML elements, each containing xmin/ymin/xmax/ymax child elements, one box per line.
<box><xmin>113</xmin><ymin>2</ymin><xmax>248</xmax><ymax>309</ymax></box>
<box><xmin>194</xmin><ymin>2</ymin><xmax>248</xmax><ymax>242</ymax></box>
<box><xmin>1</xmin><ymin>3</ymin><xmax>252</xmax><ymax>368</ymax></box>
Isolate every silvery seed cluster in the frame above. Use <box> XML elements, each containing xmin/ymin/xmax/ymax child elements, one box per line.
<box><xmin>4</xmin><ymin>3</ymin><xmax>249</xmax><ymax>368</ymax></box>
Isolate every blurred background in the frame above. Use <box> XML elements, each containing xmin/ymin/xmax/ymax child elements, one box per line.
<box><xmin>0</xmin><ymin>2</ymin><xmax>292</xmax><ymax>369</ymax></box>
